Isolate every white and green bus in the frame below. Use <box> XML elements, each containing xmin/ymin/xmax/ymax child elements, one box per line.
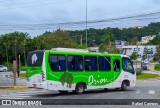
<box><xmin>26</xmin><ymin>48</ymin><xmax>136</xmax><ymax>94</ymax></box>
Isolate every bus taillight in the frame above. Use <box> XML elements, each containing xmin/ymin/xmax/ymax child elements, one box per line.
<box><xmin>42</xmin><ymin>71</ymin><xmax>45</xmax><ymax>81</ymax></box>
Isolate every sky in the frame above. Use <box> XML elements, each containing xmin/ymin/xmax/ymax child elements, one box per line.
<box><xmin>0</xmin><ymin>0</ymin><xmax>160</xmax><ymax>37</ymax></box>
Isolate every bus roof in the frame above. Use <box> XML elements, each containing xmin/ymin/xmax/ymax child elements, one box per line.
<box><xmin>45</xmin><ymin>50</ymin><xmax>124</xmax><ymax>57</ymax></box>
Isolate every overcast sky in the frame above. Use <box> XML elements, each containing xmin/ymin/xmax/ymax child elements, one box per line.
<box><xmin>0</xmin><ymin>0</ymin><xmax>160</xmax><ymax>37</ymax></box>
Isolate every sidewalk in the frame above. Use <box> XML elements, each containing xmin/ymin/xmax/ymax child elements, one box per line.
<box><xmin>142</xmin><ymin>70</ymin><xmax>160</xmax><ymax>75</ymax></box>
<box><xmin>0</xmin><ymin>71</ymin><xmax>27</xmax><ymax>90</ymax></box>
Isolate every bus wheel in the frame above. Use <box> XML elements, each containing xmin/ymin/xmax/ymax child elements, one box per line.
<box><xmin>75</xmin><ymin>83</ymin><xmax>85</xmax><ymax>94</ymax></box>
<box><xmin>121</xmin><ymin>81</ymin><xmax>127</xmax><ymax>91</ymax></box>
<box><xmin>58</xmin><ymin>90</ymin><xmax>68</xmax><ymax>94</ymax></box>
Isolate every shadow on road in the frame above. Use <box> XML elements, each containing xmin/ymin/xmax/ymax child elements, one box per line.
<box><xmin>33</xmin><ymin>88</ymin><xmax>135</xmax><ymax>98</ymax></box>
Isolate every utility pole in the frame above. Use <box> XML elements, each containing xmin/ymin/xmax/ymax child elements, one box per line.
<box><xmin>136</xmin><ymin>44</ymin><xmax>139</xmax><ymax>68</ymax></box>
<box><xmin>4</xmin><ymin>43</ymin><xmax>9</xmax><ymax>69</ymax></box>
<box><xmin>14</xmin><ymin>39</ymin><xmax>17</xmax><ymax>62</ymax></box>
<box><xmin>85</xmin><ymin>0</ymin><xmax>88</xmax><ymax>48</ymax></box>
<box><xmin>80</xmin><ymin>35</ymin><xmax>82</xmax><ymax>47</ymax></box>
<box><xmin>23</xmin><ymin>39</ymin><xmax>27</xmax><ymax>66</ymax></box>
<box><xmin>13</xmin><ymin>60</ymin><xmax>17</xmax><ymax>86</ymax></box>
<box><xmin>19</xmin><ymin>55</ymin><xmax>20</xmax><ymax>71</ymax></box>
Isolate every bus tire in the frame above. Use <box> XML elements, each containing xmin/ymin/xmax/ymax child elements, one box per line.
<box><xmin>58</xmin><ymin>90</ymin><xmax>68</xmax><ymax>94</ymax></box>
<box><xmin>75</xmin><ymin>83</ymin><xmax>85</xmax><ymax>94</ymax></box>
<box><xmin>121</xmin><ymin>81</ymin><xmax>127</xmax><ymax>91</ymax></box>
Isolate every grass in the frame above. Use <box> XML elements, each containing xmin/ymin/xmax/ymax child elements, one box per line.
<box><xmin>20</xmin><ymin>73</ymin><xmax>26</xmax><ymax>78</ymax></box>
<box><xmin>137</xmin><ymin>73</ymin><xmax>159</xmax><ymax>79</ymax></box>
<box><xmin>154</xmin><ymin>64</ymin><xmax>160</xmax><ymax>71</ymax></box>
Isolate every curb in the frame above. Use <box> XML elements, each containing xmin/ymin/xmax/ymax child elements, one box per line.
<box><xmin>0</xmin><ymin>86</ymin><xmax>28</xmax><ymax>90</ymax></box>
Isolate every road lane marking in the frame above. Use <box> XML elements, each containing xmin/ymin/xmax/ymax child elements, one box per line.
<box><xmin>0</xmin><ymin>97</ymin><xmax>24</xmax><ymax>99</ymax></box>
<box><xmin>148</xmin><ymin>90</ymin><xmax>155</xmax><ymax>94</ymax></box>
<box><xmin>17</xmin><ymin>91</ymin><xmax>48</xmax><ymax>93</ymax></box>
<box><xmin>135</xmin><ymin>90</ymin><xmax>140</xmax><ymax>93</ymax></box>
<box><xmin>0</xmin><ymin>95</ymin><xmax>31</xmax><ymax>97</ymax></box>
<box><xmin>12</xmin><ymin>92</ymin><xmax>48</xmax><ymax>95</ymax></box>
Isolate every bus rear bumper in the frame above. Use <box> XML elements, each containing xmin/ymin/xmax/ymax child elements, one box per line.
<box><xmin>27</xmin><ymin>81</ymin><xmax>47</xmax><ymax>89</ymax></box>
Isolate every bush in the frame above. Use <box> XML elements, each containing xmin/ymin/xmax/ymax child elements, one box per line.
<box><xmin>137</xmin><ymin>73</ymin><xmax>159</xmax><ymax>79</ymax></box>
<box><xmin>135</xmin><ymin>68</ymin><xmax>142</xmax><ymax>75</ymax></box>
<box><xmin>21</xmin><ymin>66</ymin><xmax>26</xmax><ymax>71</ymax></box>
<box><xmin>154</xmin><ymin>64</ymin><xmax>160</xmax><ymax>71</ymax></box>
<box><xmin>3</xmin><ymin>62</ymin><xmax>13</xmax><ymax>71</ymax></box>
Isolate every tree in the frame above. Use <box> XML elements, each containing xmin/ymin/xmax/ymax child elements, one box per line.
<box><xmin>0</xmin><ymin>32</ymin><xmax>31</xmax><ymax>66</ymax></box>
<box><xmin>99</xmin><ymin>32</ymin><xmax>118</xmax><ymax>53</ymax></box>
<box><xmin>130</xmin><ymin>52</ymin><xmax>137</xmax><ymax>60</ymax></box>
<box><xmin>153</xmin><ymin>35</ymin><xmax>160</xmax><ymax>61</ymax></box>
<box><xmin>142</xmin><ymin>46</ymin><xmax>148</xmax><ymax>60</ymax></box>
<box><xmin>39</xmin><ymin>30</ymin><xmax>78</xmax><ymax>49</ymax></box>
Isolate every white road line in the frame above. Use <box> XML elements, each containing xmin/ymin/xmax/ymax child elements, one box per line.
<box><xmin>0</xmin><ymin>97</ymin><xmax>24</xmax><ymax>99</ymax></box>
<box><xmin>11</xmin><ymin>92</ymin><xmax>47</xmax><ymax>95</ymax></box>
<box><xmin>9</xmin><ymin>96</ymin><xmax>31</xmax><ymax>98</ymax></box>
<box><xmin>0</xmin><ymin>95</ymin><xmax>31</xmax><ymax>98</ymax></box>
<box><xmin>148</xmin><ymin>90</ymin><xmax>155</xmax><ymax>94</ymax></box>
<box><xmin>135</xmin><ymin>90</ymin><xmax>140</xmax><ymax>94</ymax></box>
<box><xmin>28</xmin><ymin>89</ymin><xmax>43</xmax><ymax>91</ymax></box>
<box><xmin>17</xmin><ymin>91</ymin><xmax>47</xmax><ymax>94</ymax></box>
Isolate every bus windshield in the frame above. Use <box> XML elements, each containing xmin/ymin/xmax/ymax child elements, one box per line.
<box><xmin>27</xmin><ymin>50</ymin><xmax>44</xmax><ymax>67</ymax></box>
<box><xmin>122</xmin><ymin>57</ymin><xmax>135</xmax><ymax>74</ymax></box>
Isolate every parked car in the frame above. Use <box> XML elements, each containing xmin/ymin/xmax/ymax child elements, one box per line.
<box><xmin>141</xmin><ymin>63</ymin><xmax>147</xmax><ymax>70</ymax></box>
<box><xmin>141</xmin><ymin>62</ymin><xmax>150</xmax><ymax>70</ymax></box>
<box><xmin>142</xmin><ymin>59</ymin><xmax>150</xmax><ymax>64</ymax></box>
<box><xmin>0</xmin><ymin>65</ymin><xmax>8</xmax><ymax>72</ymax></box>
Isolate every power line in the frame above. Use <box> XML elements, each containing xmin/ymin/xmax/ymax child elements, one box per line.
<box><xmin>0</xmin><ymin>11</ymin><xmax>160</xmax><ymax>31</ymax></box>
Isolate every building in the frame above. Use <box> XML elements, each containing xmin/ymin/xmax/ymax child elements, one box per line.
<box><xmin>130</xmin><ymin>26</ymin><xmax>145</xmax><ymax>29</ymax></box>
<box><xmin>89</xmin><ymin>47</ymin><xmax>99</xmax><ymax>52</ymax></box>
<box><xmin>140</xmin><ymin>35</ymin><xmax>156</xmax><ymax>44</ymax></box>
<box><xmin>121</xmin><ymin>45</ymin><xmax>156</xmax><ymax>61</ymax></box>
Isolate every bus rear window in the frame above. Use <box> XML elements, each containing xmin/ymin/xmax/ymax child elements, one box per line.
<box><xmin>27</xmin><ymin>50</ymin><xmax>44</xmax><ymax>66</ymax></box>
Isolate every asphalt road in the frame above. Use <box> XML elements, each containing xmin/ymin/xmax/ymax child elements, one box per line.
<box><xmin>0</xmin><ymin>79</ymin><xmax>160</xmax><ymax>99</ymax></box>
<box><xmin>0</xmin><ymin>78</ymin><xmax>160</xmax><ymax>107</ymax></box>
<box><xmin>0</xmin><ymin>67</ymin><xmax>160</xmax><ymax>100</ymax></box>
<box><xmin>0</xmin><ymin>68</ymin><xmax>160</xmax><ymax>107</ymax></box>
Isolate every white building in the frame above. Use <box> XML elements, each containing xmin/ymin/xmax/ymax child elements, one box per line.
<box><xmin>140</xmin><ymin>35</ymin><xmax>156</xmax><ymax>44</ymax></box>
<box><xmin>89</xmin><ymin>47</ymin><xmax>99</xmax><ymax>52</ymax></box>
<box><xmin>122</xmin><ymin>45</ymin><xmax>156</xmax><ymax>61</ymax></box>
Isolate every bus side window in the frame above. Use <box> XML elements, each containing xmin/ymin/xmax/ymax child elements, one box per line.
<box><xmin>98</xmin><ymin>56</ymin><xmax>111</xmax><ymax>71</ymax></box>
<box><xmin>84</xmin><ymin>56</ymin><xmax>97</xmax><ymax>71</ymax></box>
<box><xmin>49</xmin><ymin>55</ymin><xmax>66</xmax><ymax>72</ymax></box>
<box><xmin>68</xmin><ymin>56</ymin><xmax>83</xmax><ymax>71</ymax></box>
<box><xmin>58</xmin><ymin>56</ymin><xmax>66</xmax><ymax>71</ymax></box>
<box><xmin>84</xmin><ymin>57</ymin><xmax>91</xmax><ymax>71</ymax></box>
<box><xmin>49</xmin><ymin>55</ymin><xmax>58</xmax><ymax>71</ymax></box>
<box><xmin>114</xmin><ymin>59</ymin><xmax>120</xmax><ymax>72</ymax></box>
<box><xmin>76</xmin><ymin>56</ymin><xmax>83</xmax><ymax>70</ymax></box>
